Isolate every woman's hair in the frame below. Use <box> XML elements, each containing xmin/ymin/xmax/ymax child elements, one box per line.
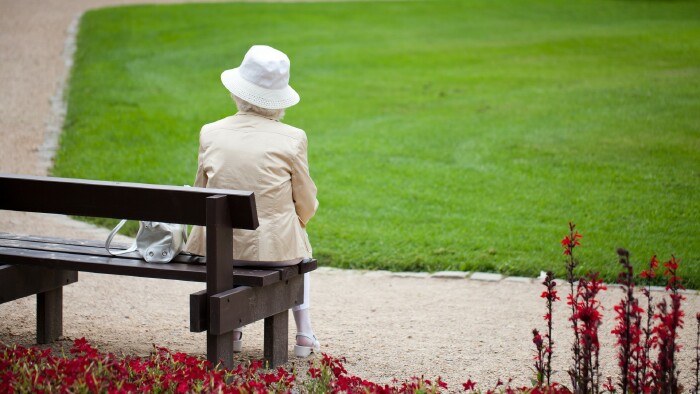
<box><xmin>232</xmin><ymin>94</ymin><xmax>285</xmax><ymax>121</ymax></box>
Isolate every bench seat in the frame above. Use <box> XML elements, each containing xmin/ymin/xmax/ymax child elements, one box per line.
<box><xmin>0</xmin><ymin>233</ymin><xmax>316</xmax><ymax>286</ymax></box>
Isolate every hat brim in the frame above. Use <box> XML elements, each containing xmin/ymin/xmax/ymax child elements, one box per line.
<box><xmin>221</xmin><ymin>68</ymin><xmax>300</xmax><ymax>110</ymax></box>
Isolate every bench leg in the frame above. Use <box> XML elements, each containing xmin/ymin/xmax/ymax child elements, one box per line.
<box><xmin>264</xmin><ymin>310</ymin><xmax>289</xmax><ymax>368</ymax></box>
<box><xmin>207</xmin><ymin>332</ymin><xmax>234</xmax><ymax>369</ymax></box>
<box><xmin>37</xmin><ymin>287</ymin><xmax>63</xmax><ymax>344</ymax></box>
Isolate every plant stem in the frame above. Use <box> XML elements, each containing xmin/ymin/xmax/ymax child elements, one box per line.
<box><xmin>695</xmin><ymin>313</ymin><xmax>700</xmax><ymax>394</ymax></box>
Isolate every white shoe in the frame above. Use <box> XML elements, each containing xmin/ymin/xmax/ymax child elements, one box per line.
<box><xmin>233</xmin><ymin>330</ymin><xmax>242</xmax><ymax>353</ymax></box>
<box><xmin>294</xmin><ymin>333</ymin><xmax>320</xmax><ymax>357</ymax></box>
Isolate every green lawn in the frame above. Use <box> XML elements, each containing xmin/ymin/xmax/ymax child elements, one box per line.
<box><xmin>54</xmin><ymin>0</ymin><xmax>700</xmax><ymax>287</ymax></box>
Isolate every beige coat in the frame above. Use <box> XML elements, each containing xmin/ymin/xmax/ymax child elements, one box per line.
<box><xmin>184</xmin><ymin>111</ymin><xmax>318</xmax><ymax>263</ymax></box>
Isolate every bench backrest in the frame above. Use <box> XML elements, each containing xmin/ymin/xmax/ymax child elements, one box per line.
<box><xmin>1</xmin><ymin>174</ymin><xmax>261</xmax><ymax>297</ymax></box>
<box><xmin>0</xmin><ymin>174</ymin><xmax>258</xmax><ymax>229</ymax></box>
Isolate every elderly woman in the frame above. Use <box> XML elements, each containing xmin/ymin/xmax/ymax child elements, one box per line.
<box><xmin>184</xmin><ymin>45</ymin><xmax>320</xmax><ymax>357</ymax></box>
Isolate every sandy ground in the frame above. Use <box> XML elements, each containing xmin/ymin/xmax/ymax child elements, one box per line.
<box><xmin>1</xmin><ymin>0</ymin><xmax>699</xmax><ymax>391</ymax></box>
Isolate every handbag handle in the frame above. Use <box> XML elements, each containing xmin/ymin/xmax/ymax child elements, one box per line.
<box><xmin>105</xmin><ymin>219</ymin><xmax>138</xmax><ymax>256</ymax></box>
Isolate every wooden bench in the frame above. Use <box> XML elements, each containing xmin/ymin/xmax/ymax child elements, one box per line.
<box><xmin>0</xmin><ymin>174</ymin><xmax>317</xmax><ymax>368</ymax></box>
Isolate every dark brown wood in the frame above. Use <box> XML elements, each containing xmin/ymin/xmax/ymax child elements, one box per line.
<box><xmin>0</xmin><ymin>235</ymin><xmax>204</xmax><ymax>264</ymax></box>
<box><xmin>190</xmin><ymin>289</ymin><xmax>208</xmax><ymax>333</ymax></box>
<box><xmin>0</xmin><ymin>242</ymin><xmax>284</xmax><ymax>286</ymax></box>
<box><xmin>0</xmin><ymin>174</ymin><xmax>258</xmax><ymax>229</ymax></box>
<box><xmin>299</xmin><ymin>259</ymin><xmax>318</xmax><ymax>274</ymax></box>
<box><xmin>208</xmin><ymin>275</ymin><xmax>304</xmax><ymax>335</ymax></box>
<box><xmin>0</xmin><ymin>233</ymin><xmax>118</xmax><ymax>247</ymax></box>
<box><xmin>206</xmin><ymin>195</ymin><xmax>234</xmax><ymax>369</ymax></box>
<box><xmin>0</xmin><ymin>246</ymin><xmax>206</xmax><ymax>282</ymax></box>
<box><xmin>0</xmin><ymin>265</ymin><xmax>77</xmax><ymax>303</ymax></box>
<box><xmin>0</xmin><ymin>237</ymin><xmax>145</xmax><ymax>260</ymax></box>
<box><xmin>206</xmin><ymin>195</ymin><xmax>234</xmax><ymax>294</ymax></box>
<box><xmin>207</xmin><ymin>332</ymin><xmax>234</xmax><ymax>369</ymax></box>
<box><xmin>37</xmin><ymin>287</ymin><xmax>63</xmax><ymax>343</ymax></box>
<box><xmin>238</xmin><ymin>259</ymin><xmax>317</xmax><ymax>281</ymax></box>
<box><xmin>262</xmin><ymin>266</ymin><xmax>297</xmax><ymax>281</ymax></box>
<box><xmin>0</xmin><ymin>233</ymin><xmax>308</xmax><ymax>270</ymax></box>
<box><xmin>264</xmin><ymin>311</ymin><xmax>289</xmax><ymax>367</ymax></box>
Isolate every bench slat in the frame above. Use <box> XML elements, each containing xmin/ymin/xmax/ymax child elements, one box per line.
<box><xmin>0</xmin><ymin>233</ymin><xmax>309</xmax><ymax>270</ymax></box>
<box><xmin>0</xmin><ymin>246</ymin><xmax>288</xmax><ymax>286</ymax></box>
<box><xmin>0</xmin><ymin>237</ymin><xmax>201</xmax><ymax>263</ymax></box>
<box><xmin>0</xmin><ymin>174</ymin><xmax>259</xmax><ymax>229</ymax></box>
<box><xmin>0</xmin><ymin>233</ymin><xmax>146</xmax><ymax>253</ymax></box>
<box><xmin>0</xmin><ymin>246</ymin><xmax>207</xmax><ymax>281</ymax></box>
<box><xmin>0</xmin><ymin>233</ymin><xmax>114</xmax><ymax>247</ymax></box>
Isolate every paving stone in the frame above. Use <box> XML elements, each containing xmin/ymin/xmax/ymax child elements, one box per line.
<box><xmin>431</xmin><ymin>271</ymin><xmax>470</xmax><ymax>279</ymax></box>
<box><xmin>470</xmin><ymin>272</ymin><xmax>503</xmax><ymax>282</ymax></box>
<box><xmin>363</xmin><ymin>270</ymin><xmax>392</xmax><ymax>278</ymax></box>
<box><xmin>503</xmin><ymin>276</ymin><xmax>532</xmax><ymax>284</ymax></box>
<box><xmin>314</xmin><ymin>266</ymin><xmax>340</xmax><ymax>273</ymax></box>
<box><xmin>645</xmin><ymin>286</ymin><xmax>698</xmax><ymax>295</ymax></box>
<box><xmin>391</xmin><ymin>272</ymin><xmax>430</xmax><ymax>279</ymax></box>
<box><xmin>315</xmin><ymin>267</ymin><xmax>364</xmax><ymax>276</ymax></box>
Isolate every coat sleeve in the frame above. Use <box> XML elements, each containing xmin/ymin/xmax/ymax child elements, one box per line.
<box><xmin>291</xmin><ymin>134</ymin><xmax>319</xmax><ymax>227</ymax></box>
<box><xmin>193</xmin><ymin>131</ymin><xmax>208</xmax><ymax>188</ymax></box>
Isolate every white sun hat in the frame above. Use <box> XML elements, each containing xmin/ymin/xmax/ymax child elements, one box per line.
<box><xmin>221</xmin><ymin>45</ymin><xmax>300</xmax><ymax>110</ymax></box>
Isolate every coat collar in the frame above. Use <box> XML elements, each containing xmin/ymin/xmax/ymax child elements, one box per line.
<box><xmin>235</xmin><ymin>111</ymin><xmax>279</xmax><ymax>122</ymax></box>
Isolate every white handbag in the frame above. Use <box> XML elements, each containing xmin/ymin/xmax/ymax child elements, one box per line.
<box><xmin>105</xmin><ymin>220</ymin><xmax>188</xmax><ymax>263</ymax></box>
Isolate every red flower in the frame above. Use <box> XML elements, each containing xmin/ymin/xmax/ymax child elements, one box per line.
<box><xmin>561</xmin><ymin>231</ymin><xmax>582</xmax><ymax>255</ymax></box>
<box><xmin>561</xmin><ymin>236</ymin><xmax>571</xmax><ymax>248</ymax></box>
<box><xmin>176</xmin><ymin>381</ymin><xmax>189</xmax><ymax>393</ymax></box>
<box><xmin>308</xmin><ymin>367</ymin><xmax>320</xmax><ymax>379</ymax></box>
<box><xmin>640</xmin><ymin>270</ymin><xmax>655</xmax><ymax>279</ymax></box>
<box><xmin>462</xmin><ymin>379</ymin><xmax>477</xmax><ymax>391</ymax></box>
<box><xmin>540</xmin><ymin>290</ymin><xmax>560</xmax><ymax>301</ymax></box>
<box><xmin>641</xmin><ymin>255</ymin><xmax>660</xmax><ymax>279</ymax></box>
<box><xmin>533</xmin><ymin>330</ymin><xmax>543</xmax><ymax>347</ymax></box>
<box><xmin>650</xmin><ymin>255</ymin><xmax>659</xmax><ymax>269</ymax></box>
<box><xmin>663</xmin><ymin>258</ymin><xmax>679</xmax><ymax>271</ymax></box>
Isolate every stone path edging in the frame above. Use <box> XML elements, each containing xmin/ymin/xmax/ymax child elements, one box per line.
<box><xmin>316</xmin><ymin>267</ymin><xmax>700</xmax><ymax>295</ymax></box>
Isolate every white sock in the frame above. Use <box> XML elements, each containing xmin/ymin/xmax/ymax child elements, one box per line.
<box><xmin>293</xmin><ymin>308</ymin><xmax>316</xmax><ymax>346</ymax></box>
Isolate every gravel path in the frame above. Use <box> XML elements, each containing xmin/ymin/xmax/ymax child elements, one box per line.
<box><xmin>1</xmin><ymin>1</ymin><xmax>699</xmax><ymax>390</ymax></box>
